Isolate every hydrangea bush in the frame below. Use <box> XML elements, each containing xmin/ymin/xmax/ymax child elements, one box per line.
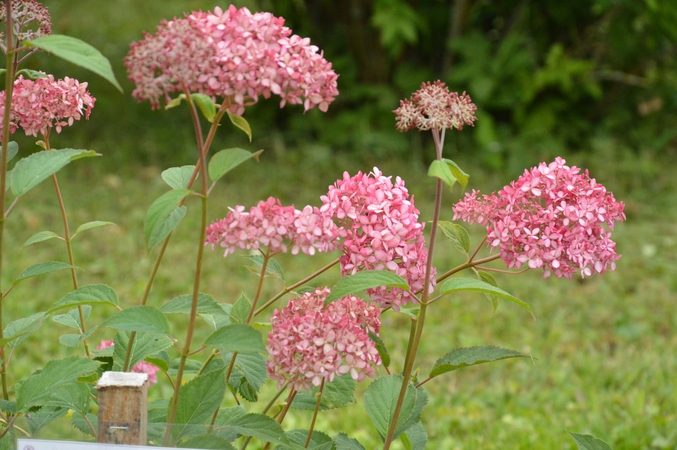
<box><xmin>0</xmin><ymin>1</ymin><xmax>623</xmax><ymax>449</ymax></box>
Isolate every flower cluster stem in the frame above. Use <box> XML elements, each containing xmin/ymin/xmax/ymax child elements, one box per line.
<box><xmin>305</xmin><ymin>379</ymin><xmax>325</xmax><ymax>448</ymax></box>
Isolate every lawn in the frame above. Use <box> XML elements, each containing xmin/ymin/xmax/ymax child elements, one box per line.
<box><xmin>4</xmin><ymin>151</ymin><xmax>676</xmax><ymax>449</ymax></box>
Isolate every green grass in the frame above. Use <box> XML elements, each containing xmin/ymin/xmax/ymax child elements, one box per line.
<box><xmin>3</xmin><ymin>153</ymin><xmax>676</xmax><ymax>449</ymax></box>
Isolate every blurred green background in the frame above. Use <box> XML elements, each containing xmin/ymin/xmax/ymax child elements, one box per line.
<box><xmin>4</xmin><ymin>0</ymin><xmax>677</xmax><ymax>449</ymax></box>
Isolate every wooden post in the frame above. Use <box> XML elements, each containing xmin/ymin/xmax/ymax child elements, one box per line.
<box><xmin>96</xmin><ymin>371</ymin><xmax>148</xmax><ymax>445</ymax></box>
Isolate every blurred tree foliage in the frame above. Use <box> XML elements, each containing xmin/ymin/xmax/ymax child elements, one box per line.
<box><xmin>17</xmin><ymin>0</ymin><xmax>677</xmax><ymax>176</ymax></box>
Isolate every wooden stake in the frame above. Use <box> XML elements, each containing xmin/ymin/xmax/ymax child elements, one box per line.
<box><xmin>96</xmin><ymin>372</ymin><xmax>148</xmax><ymax>445</ymax></box>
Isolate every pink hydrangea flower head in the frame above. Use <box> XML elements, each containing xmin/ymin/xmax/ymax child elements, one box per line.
<box><xmin>394</xmin><ymin>80</ymin><xmax>477</xmax><ymax>132</ymax></box>
<box><xmin>453</xmin><ymin>157</ymin><xmax>626</xmax><ymax>279</ymax></box>
<box><xmin>320</xmin><ymin>167</ymin><xmax>435</xmax><ymax>310</ymax></box>
<box><xmin>266</xmin><ymin>287</ymin><xmax>381</xmax><ymax>391</ymax></box>
<box><xmin>96</xmin><ymin>340</ymin><xmax>160</xmax><ymax>386</ymax></box>
<box><xmin>205</xmin><ymin>197</ymin><xmax>339</xmax><ymax>256</ymax></box>
<box><xmin>0</xmin><ymin>0</ymin><xmax>51</xmax><ymax>52</ymax></box>
<box><xmin>0</xmin><ymin>74</ymin><xmax>95</xmax><ymax>140</ymax></box>
<box><xmin>126</xmin><ymin>5</ymin><xmax>338</xmax><ymax>114</ymax></box>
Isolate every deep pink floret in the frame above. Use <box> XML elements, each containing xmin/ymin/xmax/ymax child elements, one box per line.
<box><xmin>453</xmin><ymin>157</ymin><xmax>626</xmax><ymax>278</ymax></box>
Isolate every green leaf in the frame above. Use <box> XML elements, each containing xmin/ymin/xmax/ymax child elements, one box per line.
<box><xmin>53</xmin><ymin>306</ymin><xmax>90</xmax><ymax>329</ymax></box>
<box><xmin>242</xmin><ymin>254</ymin><xmax>284</xmax><ymax>280</ymax></box>
<box><xmin>1</xmin><ymin>312</ymin><xmax>45</xmax><ymax>347</ymax></box>
<box><xmin>227</xmin><ymin>413</ymin><xmax>288</xmax><ymax>446</ymax></box>
<box><xmin>0</xmin><ymin>401</ymin><xmax>15</xmax><ymax>414</ymax></box>
<box><xmin>440</xmin><ymin>277</ymin><xmax>534</xmax><ymax>319</ymax></box>
<box><xmin>364</xmin><ymin>375</ymin><xmax>427</xmax><ymax>440</ymax></box>
<box><xmin>16</xmin><ymin>356</ymin><xmax>100</xmax><ymax>412</ymax></box>
<box><xmin>477</xmin><ymin>271</ymin><xmax>499</xmax><ymax>314</ymax></box>
<box><xmin>112</xmin><ymin>331</ymin><xmax>174</xmax><ymax>370</ymax></box>
<box><xmin>25</xmin><ymin>35</ymin><xmax>122</xmax><ymax>91</ymax></box>
<box><xmin>568</xmin><ymin>432</ymin><xmax>613</xmax><ymax>450</ymax></box>
<box><xmin>1</xmin><ymin>141</ymin><xmax>18</xmax><ymax>162</ymax></box>
<box><xmin>438</xmin><ymin>221</ymin><xmax>470</xmax><ymax>254</ymax></box>
<box><xmin>43</xmin><ymin>382</ymin><xmax>91</xmax><ymax>415</ymax></box>
<box><xmin>72</xmin><ymin>412</ymin><xmax>97</xmax><ymax>437</ymax></box>
<box><xmin>22</xmin><ymin>231</ymin><xmax>61</xmax><ymax>247</ymax></box>
<box><xmin>429</xmin><ymin>346</ymin><xmax>528</xmax><ymax>378</ymax></box>
<box><xmin>104</xmin><ymin>305</ymin><xmax>170</xmax><ymax>335</ymax></box>
<box><xmin>223</xmin><ymin>352</ymin><xmax>267</xmax><ymax>393</ymax></box>
<box><xmin>165</xmin><ymin>93</ymin><xmax>187</xmax><ymax>110</ymax></box>
<box><xmin>144</xmin><ymin>189</ymin><xmax>191</xmax><ymax>252</ymax></box>
<box><xmin>226</xmin><ymin>111</ymin><xmax>253</xmax><ymax>142</ymax></box>
<box><xmin>284</xmin><ymin>429</ymin><xmax>332</xmax><ymax>449</ymax></box>
<box><xmin>26</xmin><ymin>406</ymin><xmax>68</xmax><ymax>436</ymax></box>
<box><xmin>205</xmin><ymin>324</ymin><xmax>265</xmax><ymax>354</ymax></box>
<box><xmin>230</xmin><ymin>294</ymin><xmax>252</xmax><ymax>324</ymax></box>
<box><xmin>428</xmin><ymin>158</ymin><xmax>469</xmax><ymax>191</ymax></box>
<box><xmin>172</xmin><ymin>368</ymin><xmax>226</xmax><ymax>439</ymax></box>
<box><xmin>162</xmin><ymin>165</ymin><xmax>196</xmax><ymax>190</ymax></box>
<box><xmin>11</xmin><ymin>149</ymin><xmax>99</xmax><ymax>197</ymax></box>
<box><xmin>13</xmin><ymin>261</ymin><xmax>80</xmax><ymax>285</ymax></box>
<box><xmin>49</xmin><ymin>284</ymin><xmax>119</xmax><ymax>313</ymax></box>
<box><xmin>200</xmin><ymin>305</ymin><xmax>233</xmax><ymax>331</ymax></box>
<box><xmin>326</xmin><ymin>270</ymin><xmax>409</xmax><ymax>305</ymax></box>
<box><xmin>400</xmin><ymin>422</ymin><xmax>427</xmax><ymax>450</ymax></box>
<box><xmin>292</xmin><ymin>374</ymin><xmax>356</xmax><ymax>411</ymax></box>
<box><xmin>369</xmin><ymin>332</ymin><xmax>390</xmax><ymax>368</ymax></box>
<box><xmin>73</xmin><ymin>221</ymin><xmax>115</xmax><ymax>236</ymax></box>
<box><xmin>15</xmin><ymin>68</ymin><xmax>49</xmax><ymax>79</ymax></box>
<box><xmin>334</xmin><ymin>433</ymin><xmax>366</xmax><ymax>450</ymax></box>
<box><xmin>208</xmin><ymin>148</ymin><xmax>263</xmax><ymax>183</ymax></box>
<box><xmin>59</xmin><ymin>333</ymin><xmax>87</xmax><ymax>348</ymax></box>
<box><xmin>179</xmin><ymin>435</ymin><xmax>236</xmax><ymax>449</ymax></box>
<box><xmin>442</xmin><ymin>158</ymin><xmax>469</xmax><ymax>189</ymax></box>
<box><xmin>190</xmin><ymin>93</ymin><xmax>217</xmax><ymax>122</ymax></box>
<box><xmin>160</xmin><ymin>293</ymin><xmax>227</xmax><ymax>316</ymax></box>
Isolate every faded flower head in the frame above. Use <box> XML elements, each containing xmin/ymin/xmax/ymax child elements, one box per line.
<box><xmin>394</xmin><ymin>80</ymin><xmax>476</xmax><ymax>132</ymax></box>
<box><xmin>205</xmin><ymin>197</ymin><xmax>339</xmax><ymax>256</ymax></box>
<box><xmin>0</xmin><ymin>0</ymin><xmax>51</xmax><ymax>53</ymax></box>
<box><xmin>125</xmin><ymin>5</ymin><xmax>338</xmax><ymax>114</ymax></box>
<box><xmin>266</xmin><ymin>287</ymin><xmax>381</xmax><ymax>391</ymax></box>
<box><xmin>0</xmin><ymin>74</ymin><xmax>95</xmax><ymax>140</ymax></box>
<box><xmin>453</xmin><ymin>157</ymin><xmax>626</xmax><ymax>279</ymax></box>
<box><xmin>96</xmin><ymin>340</ymin><xmax>160</xmax><ymax>386</ymax></box>
<box><xmin>320</xmin><ymin>167</ymin><xmax>435</xmax><ymax>310</ymax></box>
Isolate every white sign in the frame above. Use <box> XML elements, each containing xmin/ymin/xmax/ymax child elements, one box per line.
<box><xmin>17</xmin><ymin>439</ymin><xmax>204</xmax><ymax>450</ymax></box>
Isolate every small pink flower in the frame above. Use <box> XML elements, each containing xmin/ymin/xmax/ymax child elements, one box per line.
<box><xmin>266</xmin><ymin>288</ymin><xmax>381</xmax><ymax>391</ymax></box>
<box><xmin>0</xmin><ymin>74</ymin><xmax>95</xmax><ymax>140</ymax></box>
<box><xmin>394</xmin><ymin>80</ymin><xmax>477</xmax><ymax>132</ymax></box>
<box><xmin>453</xmin><ymin>157</ymin><xmax>626</xmax><ymax>279</ymax></box>
<box><xmin>321</xmin><ymin>167</ymin><xmax>435</xmax><ymax>310</ymax></box>
<box><xmin>0</xmin><ymin>0</ymin><xmax>51</xmax><ymax>52</ymax></box>
<box><xmin>205</xmin><ymin>197</ymin><xmax>339</xmax><ymax>256</ymax></box>
<box><xmin>96</xmin><ymin>340</ymin><xmax>160</xmax><ymax>387</ymax></box>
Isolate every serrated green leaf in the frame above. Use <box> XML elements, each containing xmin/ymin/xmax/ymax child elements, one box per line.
<box><xmin>227</xmin><ymin>413</ymin><xmax>288</xmax><ymax>446</ymax></box>
<box><xmin>226</xmin><ymin>111</ymin><xmax>253</xmax><ymax>142</ymax></box>
<box><xmin>326</xmin><ymin>270</ymin><xmax>409</xmax><ymax>305</ymax></box>
<box><xmin>16</xmin><ymin>357</ymin><xmax>100</xmax><ymax>412</ymax></box>
<box><xmin>26</xmin><ymin>406</ymin><xmax>68</xmax><ymax>436</ymax></box>
<box><xmin>22</xmin><ymin>231</ymin><xmax>61</xmax><ymax>247</ymax></box>
<box><xmin>112</xmin><ymin>331</ymin><xmax>174</xmax><ymax>371</ymax></box>
<box><xmin>0</xmin><ymin>401</ymin><xmax>15</xmax><ymax>414</ymax></box>
<box><xmin>242</xmin><ymin>254</ymin><xmax>284</xmax><ymax>280</ymax></box>
<box><xmin>13</xmin><ymin>261</ymin><xmax>80</xmax><ymax>285</ymax></box>
<box><xmin>144</xmin><ymin>189</ymin><xmax>192</xmax><ymax>252</ymax></box>
<box><xmin>369</xmin><ymin>332</ymin><xmax>390</xmax><ymax>368</ymax></box>
<box><xmin>49</xmin><ymin>284</ymin><xmax>119</xmax><ymax>313</ymax></box>
<box><xmin>284</xmin><ymin>429</ymin><xmax>332</xmax><ymax>450</ymax></box>
<box><xmin>292</xmin><ymin>374</ymin><xmax>356</xmax><ymax>411</ymax></box>
<box><xmin>441</xmin><ymin>277</ymin><xmax>534</xmax><ymax>319</ymax></box>
<box><xmin>25</xmin><ymin>35</ymin><xmax>122</xmax><ymax>91</ymax></box>
<box><xmin>74</xmin><ymin>221</ymin><xmax>115</xmax><ymax>236</ymax></box>
<box><xmin>401</xmin><ymin>422</ymin><xmax>427</xmax><ymax>450</ymax></box>
<box><xmin>162</xmin><ymin>165</ymin><xmax>196</xmax><ymax>190</ymax></box>
<box><xmin>429</xmin><ymin>346</ymin><xmax>528</xmax><ymax>378</ymax></box>
<box><xmin>59</xmin><ymin>333</ymin><xmax>85</xmax><ymax>347</ymax></box>
<box><xmin>438</xmin><ymin>221</ymin><xmax>470</xmax><ymax>254</ymax></box>
<box><xmin>104</xmin><ymin>305</ymin><xmax>170</xmax><ymax>335</ymax></box>
<box><xmin>230</xmin><ymin>293</ymin><xmax>251</xmax><ymax>324</ymax></box>
<box><xmin>72</xmin><ymin>412</ymin><xmax>97</xmax><ymax>437</ymax></box>
<box><xmin>160</xmin><ymin>292</ymin><xmax>227</xmax><ymax>316</ymax></box>
<box><xmin>364</xmin><ymin>375</ymin><xmax>427</xmax><ymax>440</ymax></box>
<box><xmin>179</xmin><ymin>435</ymin><xmax>236</xmax><ymax>449</ymax></box>
<box><xmin>223</xmin><ymin>352</ymin><xmax>267</xmax><ymax>393</ymax></box>
<box><xmin>568</xmin><ymin>432</ymin><xmax>613</xmax><ymax>450</ymax></box>
<box><xmin>206</xmin><ymin>323</ymin><xmax>265</xmax><ymax>354</ymax></box>
<box><xmin>477</xmin><ymin>271</ymin><xmax>499</xmax><ymax>313</ymax></box>
<box><xmin>334</xmin><ymin>433</ymin><xmax>366</xmax><ymax>450</ymax></box>
<box><xmin>43</xmin><ymin>382</ymin><xmax>91</xmax><ymax>415</ymax></box>
<box><xmin>1</xmin><ymin>312</ymin><xmax>45</xmax><ymax>347</ymax></box>
<box><xmin>1</xmin><ymin>141</ymin><xmax>19</xmax><ymax>162</ymax></box>
<box><xmin>53</xmin><ymin>306</ymin><xmax>90</xmax><ymax>329</ymax></box>
<box><xmin>11</xmin><ymin>149</ymin><xmax>98</xmax><ymax>196</ymax></box>
<box><xmin>172</xmin><ymin>368</ymin><xmax>226</xmax><ymax>439</ymax></box>
<box><xmin>208</xmin><ymin>148</ymin><xmax>262</xmax><ymax>183</ymax></box>
<box><xmin>191</xmin><ymin>93</ymin><xmax>217</xmax><ymax>123</ymax></box>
